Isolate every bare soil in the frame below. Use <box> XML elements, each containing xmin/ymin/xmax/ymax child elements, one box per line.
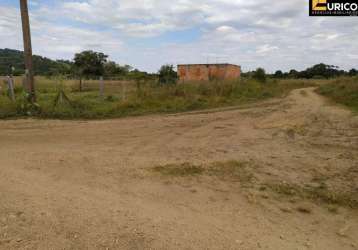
<box><xmin>0</xmin><ymin>87</ymin><xmax>357</xmax><ymax>250</ymax></box>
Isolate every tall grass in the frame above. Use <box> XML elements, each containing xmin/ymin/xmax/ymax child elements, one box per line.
<box><xmin>317</xmin><ymin>77</ymin><xmax>358</xmax><ymax>112</ymax></box>
<box><xmin>0</xmin><ymin>78</ymin><xmax>314</xmax><ymax>120</ymax></box>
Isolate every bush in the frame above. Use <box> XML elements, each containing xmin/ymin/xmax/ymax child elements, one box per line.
<box><xmin>253</xmin><ymin>68</ymin><xmax>266</xmax><ymax>83</ymax></box>
<box><xmin>15</xmin><ymin>92</ymin><xmax>41</xmax><ymax>116</ymax></box>
<box><xmin>158</xmin><ymin>64</ymin><xmax>177</xmax><ymax>85</ymax></box>
<box><xmin>317</xmin><ymin>77</ymin><xmax>358</xmax><ymax>112</ymax></box>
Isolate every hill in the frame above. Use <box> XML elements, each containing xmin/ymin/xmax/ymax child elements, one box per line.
<box><xmin>0</xmin><ymin>48</ymin><xmax>72</xmax><ymax>76</ymax></box>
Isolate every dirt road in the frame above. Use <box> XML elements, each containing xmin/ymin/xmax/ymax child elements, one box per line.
<box><xmin>0</xmin><ymin>87</ymin><xmax>357</xmax><ymax>250</ymax></box>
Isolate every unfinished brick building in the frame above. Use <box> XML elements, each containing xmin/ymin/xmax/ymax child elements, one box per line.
<box><xmin>178</xmin><ymin>64</ymin><xmax>241</xmax><ymax>82</ymax></box>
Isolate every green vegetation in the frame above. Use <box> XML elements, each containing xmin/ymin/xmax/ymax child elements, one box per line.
<box><xmin>317</xmin><ymin>77</ymin><xmax>358</xmax><ymax>112</ymax></box>
<box><xmin>243</xmin><ymin>63</ymin><xmax>358</xmax><ymax>79</ymax></box>
<box><xmin>0</xmin><ymin>48</ymin><xmax>73</xmax><ymax>76</ymax></box>
<box><xmin>104</xmin><ymin>61</ymin><xmax>132</xmax><ymax>77</ymax></box>
<box><xmin>206</xmin><ymin>161</ymin><xmax>254</xmax><ymax>184</ymax></box>
<box><xmin>4</xmin><ymin>48</ymin><xmax>357</xmax><ymax>80</ymax></box>
<box><xmin>4</xmin><ymin>48</ymin><xmax>356</xmax><ymax>119</ymax></box>
<box><xmin>153</xmin><ymin>163</ymin><xmax>204</xmax><ymax>177</ymax></box>
<box><xmin>252</xmin><ymin>68</ymin><xmax>267</xmax><ymax>83</ymax></box>
<box><xmin>73</xmin><ymin>50</ymin><xmax>108</xmax><ymax>77</ymax></box>
<box><xmin>153</xmin><ymin>160</ymin><xmax>358</xmax><ymax>209</ymax></box>
<box><xmin>264</xmin><ymin>181</ymin><xmax>358</xmax><ymax>209</ymax></box>
<box><xmin>152</xmin><ymin>161</ymin><xmax>254</xmax><ymax>185</ymax></box>
<box><xmin>0</xmin><ymin>78</ymin><xmax>314</xmax><ymax>119</ymax></box>
<box><xmin>0</xmin><ymin>49</ymin><xmax>151</xmax><ymax>80</ymax></box>
<box><xmin>158</xmin><ymin>64</ymin><xmax>178</xmax><ymax>84</ymax></box>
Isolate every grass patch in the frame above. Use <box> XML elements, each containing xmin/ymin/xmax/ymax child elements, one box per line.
<box><xmin>296</xmin><ymin>206</ymin><xmax>312</xmax><ymax>214</ymax></box>
<box><xmin>317</xmin><ymin>76</ymin><xmax>358</xmax><ymax>112</ymax></box>
<box><xmin>0</xmin><ymin>77</ymin><xmax>315</xmax><ymax>120</ymax></box>
<box><xmin>299</xmin><ymin>90</ymin><xmax>308</xmax><ymax>96</ymax></box>
<box><xmin>265</xmin><ymin>182</ymin><xmax>358</xmax><ymax>209</ymax></box>
<box><xmin>207</xmin><ymin>161</ymin><xmax>254</xmax><ymax>184</ymax></box>
<box><xmin>152</xmin><ymin>163</ymin><xmax>204</xmax><ymax>177</ymax></box>
<box><xmin>153</xmin><ymin>161</ymin><xmax>358</xmax><ymax>210</ymax></box>
<box><xmin>152</xmin><ymin>160</ymin><xmax>254</xmax><ymax>186</ymax></box>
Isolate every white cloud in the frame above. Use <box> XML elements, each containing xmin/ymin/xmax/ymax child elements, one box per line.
<box><xmin>256</xmin><ymin>44</ymin><xmax>279</xmax><ymax>55</ymax></box>
<box><xmin>0</xmin><ymin>5</ymin><xmax>123</xmax><ymax>61</ymax></box>
<box><xmin>1</xmin><ymin>0</ymin><xmax>358</xmax><ymax>72</ymax></box>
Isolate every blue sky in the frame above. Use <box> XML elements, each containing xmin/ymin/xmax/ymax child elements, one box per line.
<box><xmin>0</xmin><ymin>0</ymin><xmax>358</xmax><ymax>72</ymax></box>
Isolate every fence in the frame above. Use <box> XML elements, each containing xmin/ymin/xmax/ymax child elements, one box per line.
<box><xmin>1</xmin><ymin>74</ymin><xmax>144</xmax><ymax>103</ymax></box>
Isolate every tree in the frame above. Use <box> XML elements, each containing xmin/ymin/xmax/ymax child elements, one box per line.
<box><xmin>253</xmin><ymin>68</ymin><xmax>266</xmax><ymax>83</ymax></box>
<box><xmin>288</xmin><ymin>69</ymin><xmax>298</xmax><ymax>78</ymax></box>
<box><xmin>274</xmin><ymin>70</ymin><xmax>283</xmax><ymax>78</ymax></box>
<box><xmin>299</xmin><ymin>63</ymin><xmax>342</xmax><ymax>79</ymax></box>
<box><xmin>74</xmin><ymin>50</ymin><xmax>108</xmax><ymax>77</ymax></box>
<box><xmin>349</xmin><ymin>68</ymin><xmax>358</xmax><ymax>76</ymax></box>
<box><xmin>104</xmin><ymin>61</ymin><xmax>118</xmax><ymax>76</ymax></box>
<box><xmin>74</xmin><ymin>50</ymin><xmax>108</xmax><ymax>91</ymax></box>
<box><xmin>158</xmin><ymin>64</ymin><xmax>177</xmax><ymax>84</ymax></box>
<box><xmin>0</xmin><ymin>49</ymin><xmax>73</xmax><ymax>76</ymax></box>
<box><xmin>104</xmin><ymin>61</ymin><xmax>132</xmax><ymax>77</ymax></box>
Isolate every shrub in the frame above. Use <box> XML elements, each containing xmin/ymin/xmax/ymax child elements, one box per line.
<box><xmin>158</xmin><ymin>64</ymin><xmax>177</xmax><ymax>85</ymax></box>
<box><xmin>317</xmin><ymin>77</ymin><xmax>358</xmax><ymax>112</ymax></box>
<box><xmin>15</xmin><ymin>92</ymin><xmax>41</xmax><ymax>116</ymax></box>
<box><xmin>253</xmin><ymin>68</ymin><xmax>266</xmax><ymax>83</ymax></box>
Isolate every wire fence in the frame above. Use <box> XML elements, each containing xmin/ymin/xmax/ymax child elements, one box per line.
<box><xmin>0</xmin><ymin>75</ymin><xmax>144</xmax><ymax>100</ymax></box>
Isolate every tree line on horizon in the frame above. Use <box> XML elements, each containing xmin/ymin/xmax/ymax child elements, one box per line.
<box><xmin>0</xmin><ymin>48</ymin><xmax>152</xmax><ymax>80</ymax></box>
<box><xmin>1</xmin><ymin>48</ymin><xmax>357</xmax><ymax>81</ymax></box>
<box><xmin>244</xmin><ymin>64</ymin><xmax>358</xmax><ymax>80</ymax></box>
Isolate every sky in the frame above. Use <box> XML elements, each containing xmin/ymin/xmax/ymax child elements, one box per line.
<box><xmin>0</xmin><ymin>0</ymin><xmax>357</xmax><ymax>73</ymax></box>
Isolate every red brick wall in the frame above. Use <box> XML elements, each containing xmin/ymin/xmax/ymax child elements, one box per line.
<box><xmin>178</xmin><ymin>64</ymin><xmax>241</xmax><ymax>82</ymax></box>
<box><xmin>225</xmin><ymin>64</ymin><xmax>241</xmax><ymax>79</ymax></box>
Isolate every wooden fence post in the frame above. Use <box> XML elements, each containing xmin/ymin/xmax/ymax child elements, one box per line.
<box><xmin>79</xmin><ymin>77</ymin><xmax>83</xmax><ymax>92</ymax></box>
<box><xmin>99</xmin><ymin>76</ymin><xmax>104</xmax><ymax>98</ymax></box>
<box><xmin>7</xmin><ymin>76</ymin><xmax>15</xmax><ymax>102</ymax></box>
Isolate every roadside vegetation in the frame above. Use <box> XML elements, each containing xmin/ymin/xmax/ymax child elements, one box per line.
<box><xmin>0</xmin><ymin>77</ymin><xmax>314</xmax><ymax>119</ymax></box>
<box><xmin>1</xmin><ymin>48</ymin><xmax>357</xmax><ymax>119</ymax></box>
<box><xmin>317</xmin><ymin>77</ymin><xmax>358</xmax><ymax>112</ymax></box>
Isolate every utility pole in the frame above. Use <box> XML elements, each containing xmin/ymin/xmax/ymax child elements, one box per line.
<box><xmin>20</xmin><ymin>0</ymin><xmax>36</xmax><ymax>102</ymax></box>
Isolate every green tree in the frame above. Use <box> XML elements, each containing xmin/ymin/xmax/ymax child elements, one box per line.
<box><xmin>300</xmin><ymin>63</ymin><xmax>342</xmax><ymax>79</ymax></box>
<box><xmin>73</xmin><ymin>50</ymin><xmax>108</xmax><ymax>91</ymax></box>
<box><xmin>288</xmin><ymin>69</ymin><xmax>299</xmax><ymax>78</ymax></box>
<box><xmin>104</xmin><ymin>61</ymin><xmax>132</xmax><ymax>77</ymax></box>
<box><xmin>349</xmin><ymin>68</ymin><xmax>358</xmax><ymax>76</ymax></box>
<box><xmin>274</xmin><ymin>70</ymin><xmax>283</xmax><ymax>78</ymax></box>
<box><xmin>253</xmin><ymin>68</ymin><xmax>266</xmax><ymax>83</ymax></box>
<box><xmin>158</xmin><ymin>64</ymin><xmax>177</xmax><ymax>84</ymax></box>
<box><xmin>74</xmin><ymin>50</ymin><xmax>108</xmax><ymax>77</ymax></box>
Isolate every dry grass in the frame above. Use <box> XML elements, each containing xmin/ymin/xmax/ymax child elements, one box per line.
<box><xmin>0</xmin><ymin>77</ymin><xmax>315</xmax><ymax>119</ymax></box>
<box><xmin>152</xmin><ymin>163</ymin><xmax>204</xmax><ymax>177</ymax></box>
<box><xmin>152</xmin><ymin>161</ymin><xmax>358</xmax><ymax>210</ymax></box>
<box><xmin>264</xmin><ymin>182</ymin><xmax>358</xmax><ymax>209</ymax></box>
<box><xmin>152</xmin><ymin>161</ymin><xmax>254</xmax><ymax>186</ymax></box>
<box><xmin>317</xmin><ymin>77</ymin><xmax>358</xmax><ymax>112</ymax></box>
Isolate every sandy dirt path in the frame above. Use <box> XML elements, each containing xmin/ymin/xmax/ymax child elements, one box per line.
<box><xmin>0</xmin><ymin>87</ymin><xmax>357</xmax><ymax>250</ymax></box>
